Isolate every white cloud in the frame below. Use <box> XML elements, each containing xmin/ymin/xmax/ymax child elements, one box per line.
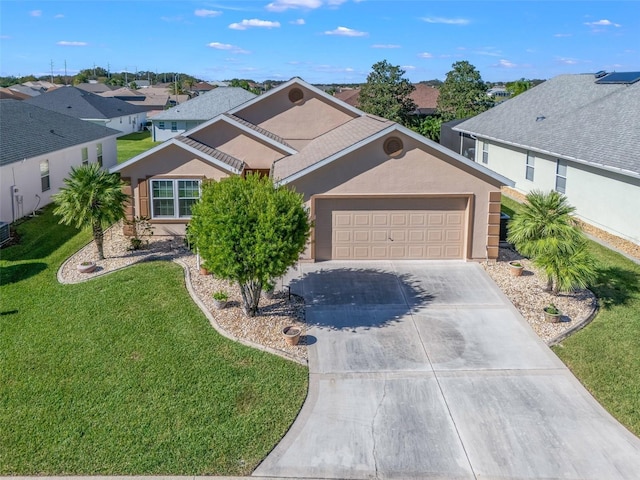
<box><xmin>494</xmin><ymin>59</ymin><xmax>517</xmax><ymax>68</ymax></box>
<box><xmin>371</xmin><ymin>44</ymin><xmax>401</xmax><ymax>49</ymax></box>
<box><xmin>206</xmin><ymin>42</ymin><xmax>250</xmax><ymax>54</ymax></box>
<box><xmin>402</xmin><ymin>65</ymin><xmax>416</xmax><ymax>70</ymax></box>
<box><xmin>266</xmin><ymin>0</ymin><xmax>322</xmax><ymax>12</ymax></box>
<box><xmin>30</xmin><ymin>10</ymin><xmax>42</xmax><ymax>17</ymax></box>
<box><xmin>54</xmin><ymin>14</ymin><xmax>64</xmax><ymax>19</ymax></box>
<box><xmin>557</xmin><ymin>57</ymin><xmax>579</xmax><ymax>65</ymax></box>
<box><xmin>474</xmin><ymin>48</ymin><xmax>501</xmax><ymax>57</ymax></box>
<box><xmin>324</xmin><ymin>26</ymin><xmax>367</xmax><ymax>37</ymax></box>
<box><xmin>56</xmin><ymin>41</ymin><xmax>88</xmax><ymax>46</ymax></box>
<box><xmin>554</xmin><ymin>33</ymin><xmax>572</xmax><ymax>37</ymax></box>
<box><xmin>585</xmin><ymin>19</ymin><xmax>621</xmax><ymax>27</ymax></box>
<box><xmin>421</xmin><ymin>17</ymin><xmax>470</xmax><ymax>26</ymax></box>
<box><xmin>418</xmin><ymin>52</ymin><xmax>433</xmax><ymax>58</ymax></box>
<box><xmin>290</xmin><ymin>18</ymin><xmax>305</xmax><ymax>25</ymax></box>
<box><xmin>195</xmin><ymin>9</ymin><xmax>222</xmax><ymax>17</ymax></box>
<box><xmin>229</xmin><ymin>19</ymin><xmax>281</xmax><ymax>30</ymax></box>
<box><xmin>0</xmin><ymin>35</ymin><xmax>11</xmax><ymax>39</ymax></box>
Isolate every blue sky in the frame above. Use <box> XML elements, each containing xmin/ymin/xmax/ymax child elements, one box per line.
<box><xmin>1</xmin><ymin>0</ymin><xmax>638</xmax><ymax>83</ymax></box>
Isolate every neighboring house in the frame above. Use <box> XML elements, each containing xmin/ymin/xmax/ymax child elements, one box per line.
<box><xmin>99</xmin><ymin>87</ymin><xmax>170</xmax><ymax>113</ymax></box>
<box><xmin>192</xmin><ymin>82</ymin><xmax>216</xmax><ymax>95</ymax></box>
<box><xmin>111</xmin><ymin>78</ymin><xmax>511</xmax><ymax>262</ymax></box>
<box><xmin>76</xmin><ymin>82</ymin><xmax>114</xmax><ymax>94</ymax></box>
<box><xmin>487</xmin><ymin>87</ymin><xmax>511</xmax><ymax>99</ymax></box>
<box><xmin>454</xmin><ymin>72</ymin><xmax>640</xmax><ymax>245</ymax></box>
<box><xmin>0</xmin><ymin>100</ymin><xmax>119</xmax><ymax>224</ymax></box>
<box><xmin>150</xmin><ymin>87</ymin><xmax>256</xmax><ymax>141</ymax></box>
<box><xmin>25</xmin><ymin>87</ymin><xmax>147</xmax><ymax>135</ymax></box>
<box><xmin>334</xmin><ymin>84</ymin><xmax>440</xmax><ymax>116</ymax></box>
<box><xmin>8</xmin><ymin>84</ymin><xmax>45</xmax><ymax>97</ymax></box>
<box><xmin>0</xmin><ymin>88</ymin><xmax>30</xmax><ymax>100</ymax></box>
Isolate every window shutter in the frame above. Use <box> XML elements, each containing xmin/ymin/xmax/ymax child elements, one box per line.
<box><xmin>138</xmin><ymin>178</ymin><xmax>150</xmax><ymax>217</ymax></box>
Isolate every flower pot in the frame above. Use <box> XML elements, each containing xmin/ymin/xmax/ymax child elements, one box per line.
<box><xmin>77</xmin><ymin>262</ymin><xmax>96</xmax><ymax>274</ymax></box>
<box><xmin>213</xmin><ymin>299</ymin><xmax>228</xmax><ymax>309</ymax></box>
<box><xmin>544</xmin><ymin>308</ymin><xmax>561</xmax><ymax>323</ymax></box>
<box><xmin>508</xmin><ymin>261</ymin><xmax>524</xmax><ymax>277</ymax></box>
<box><xmin>282</xmin><ymin>326</ymin><xmax>301</xmax><ymax>346</ymax></box>
<box><xmin>199</xmin><ymin>267</ymin><xmax>210</xmax><ymax>275</ymax></box>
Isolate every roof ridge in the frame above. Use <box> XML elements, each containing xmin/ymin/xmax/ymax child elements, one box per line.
<box><xmin>224</xmin><ymin>113</ymin><xmax>294</xmax><ymax>149</ymax></box>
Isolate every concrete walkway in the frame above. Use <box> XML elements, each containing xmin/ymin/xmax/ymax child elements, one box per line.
<box><xmin>254</xmin><ymin>261</ymin><xmax>640</xmax><ymax>480</ymax></box>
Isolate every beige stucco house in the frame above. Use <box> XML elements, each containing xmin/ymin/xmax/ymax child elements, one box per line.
<box><xmin>111</xmin><ymin>78</ymin><xmax>512</xmax><ymax>262</ymax></box>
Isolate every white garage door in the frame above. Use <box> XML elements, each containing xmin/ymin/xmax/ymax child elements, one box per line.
<box><xmin>314</xmin><ymin>197</ymin><xmax>467</xmax><ymax>260</ymax></box>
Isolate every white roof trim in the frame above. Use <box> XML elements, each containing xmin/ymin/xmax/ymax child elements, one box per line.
<box><xmin>228</xmin><ymin>77</ymin><xmax>365</xmax><ymax>118</ymax></box>
<box><xmin>109</xmin><ymin>137</ymin><xmax>242</xmax><ymax>175</ymax></box>
<box><xmin>276</xmin><ymin>124</ymin><xmax>513</xmax><ymax>187</ymax></box>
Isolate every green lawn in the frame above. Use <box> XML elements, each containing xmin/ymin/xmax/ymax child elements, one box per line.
<box><xmin>117</xmin><ymin>131</ymin><xmax>161</xmax><ymax>163</ymax></box>
<box><xmin>0</xmin><ymin>206</ymin><xmax>308</xmax><ymax>475</ymax></box>
<box><xmin>503</xmin><ymin>194</ymin><xmax>640</xmax><ymax>437</ymax></box>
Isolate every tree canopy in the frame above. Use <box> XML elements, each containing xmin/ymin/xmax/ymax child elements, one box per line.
<box><xmin>437</xmin><ymin>61</ymin><xmax>494</xmax><ymax>121</ymax></box>
<box><xmin>53</xmin><ymin>163</ymin><xmax>128</xmax><ymax>260</ymax></box>
<box><xmin>188</xmin><ymin>174</ymin><xmax>311</xmax><ymax>316</ymax></box>
<box><xmin>506</xmin><ymin>78</ymin><xmax>533</xmax><ymax>97</ymax></box>
<box><xmin>358</xmin><ymin>60</ymin><xmax>416</xmax><ymax>124</ymax></box>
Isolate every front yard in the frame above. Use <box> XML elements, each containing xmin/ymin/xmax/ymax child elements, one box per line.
<box><xmin>0</xmin><ymin>206</ymin><xmax>308</xmax><ymax>475</ymax></box>
<box><xmin>503</xmin><ymin>196</ymin><xmax>640</xmax><ymax>437</ymax></box>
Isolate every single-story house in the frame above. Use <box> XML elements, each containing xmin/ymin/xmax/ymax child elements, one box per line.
<box><xmin>150</xmin><ymin>87</ymin><xmax>256</xmax><ymax>141</ymax></box>
<box><xmin>454</xmin><ymin>72</ymin><xmax>640</xmax><ymax>245</ymax></box>
<box><xmin>111</xmin><ymin>78</ymin><xmax>512</xmax><ymax>262</ymax></box>
<box><xmin>0</xmin><ymin>100</ymin><xmax>119</xmax><ymax>224</ymax></box>
<box><xmin>25</xmin><ymin>86</ymin><xmax>147</xmax><ymax>135</ymax></box>
<box><xmin>76</xmin><ymin>82</ymin><xmax>114</xmax><ymax>94</ymax></box>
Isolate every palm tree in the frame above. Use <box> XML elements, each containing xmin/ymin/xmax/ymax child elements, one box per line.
<box><xmin>507</xmin><ymin>190</ymin><xmax>596</xmax><ymax>293</ymax></box>
<box><xmin>53</xmin><ymin>163</ymin><xmax>129</xmax><ymax>260</ymax></box>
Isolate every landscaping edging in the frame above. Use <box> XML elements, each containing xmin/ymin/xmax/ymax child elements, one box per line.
<box><xmin>547</xmin><ymin>293</ymin><xmax>600</xmax><ymax>347</ymax></box>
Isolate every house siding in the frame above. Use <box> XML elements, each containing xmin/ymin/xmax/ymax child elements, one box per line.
<box><xmin>0</xmin><ymin>137</ymin><xmax>117</xmax><ymax>224</ymax></box>
<box><xmin>475</xmin><ymin>140</ymin><xmax>640</xmax><ymax>244</ymax></box>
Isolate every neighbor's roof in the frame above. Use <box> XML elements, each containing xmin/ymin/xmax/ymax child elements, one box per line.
<box><xmin>152</xmin><ymin>87</ymin><xmax>256</xmax><ymax>121</ymax></box>
<box><xmin>0</xmin><ymin>100</ymin><xmax>120</xmax><ymax>167</ymax></box>
<box><xmin>25</xmin><ymin>86</ymin><xmax>146</xmax><ymax>119</ymax></box>
<box><xmin>455</xmin><ymin>73</ymin><xmax>640</xmax><ymax>177</ymax></box>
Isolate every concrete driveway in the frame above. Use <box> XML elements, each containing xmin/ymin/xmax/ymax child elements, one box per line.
<box><xmin>254</xmin><ymin>261</ymin><xmax>640</xmax><ymax>480</ymax></box>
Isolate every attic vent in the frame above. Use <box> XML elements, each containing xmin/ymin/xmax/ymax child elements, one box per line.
<box><xmin>595</xmin><ymin>70</ymin><xmax>607</xmax><ymax>79</ymax></box>
<box><xmin>383</xmin><ymin>136</ymin><xmax>404</xmax><ymax>157</ymax></box>
<box><xmin>536</xmin><ymin>115</ymin><xmax>546</xmax><ymax>122</ymax></box>
<box><xmin>288</xmin><ymin>88</ymin><xmax>304</xmax><ymax>104</ymax></box>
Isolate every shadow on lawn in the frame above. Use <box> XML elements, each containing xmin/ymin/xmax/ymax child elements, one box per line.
<box><xmin>0</xmin><ymin>262</ymin><xmax>47</xmax><ymax>285</ymax></box>
<box><xmin>591</xmin><ymin>265</ymin><xmax>640</xmax><ymax>309</ymax></box>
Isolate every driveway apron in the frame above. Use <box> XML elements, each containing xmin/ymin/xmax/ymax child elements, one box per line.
<box><xmin>254</xmin><ymin>261</ymin><xmax>640</xmax><ymax>480</ymax></box>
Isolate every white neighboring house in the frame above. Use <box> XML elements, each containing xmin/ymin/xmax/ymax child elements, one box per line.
<box><xmin>151</xmin><ymin>87</ymin><xmax>256</xmax><ymax>141</ymax></box>
<box><xmin>0</xmin><ymin>100</ymin><xmax>119</xmax><ymax>224</ymax></box>
<box><xmin>454</xmin><ymin>72</ymin><xmax>640</xmax><ymax>245</ymax></box>
<box><xmin>24</xmin><ymin>86</ymin><xmax>146</xmax><ymax>135</ymax></box>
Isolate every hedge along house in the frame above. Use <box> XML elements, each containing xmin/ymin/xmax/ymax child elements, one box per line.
<box><xmin>111</xmin><ymin>78</ymin><xmax>512</xmax><ymax>261</ymax></box>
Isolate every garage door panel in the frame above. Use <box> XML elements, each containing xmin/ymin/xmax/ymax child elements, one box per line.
<box><xmin>319</xmin><ymin>198</ymin><xmax>467</xmax><ymax>260</ymax></box>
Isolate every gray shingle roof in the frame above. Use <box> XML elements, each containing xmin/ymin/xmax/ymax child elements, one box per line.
<box><xmin>174</xmin><ymin>135</ymin><xmax>245</xmax><ymax>171</ymax></box>
<box><xmin>24</xmin><ymin>86</ymin><xmax>146</xmax><ymax>119</ymax></box>
<box><xmin>454</xmin><ymin>74</ymin><xmax>640</xmax><ymax>176</ymax></box>
<box><xmin>152</xmin><ymin>87</ymin><xmax>256</xmax><ymax>121</ymax></box>
<box><xmin>0</xmin><ymin>99</ymin><xmax>120</xmax><ymax>167</ymax></box>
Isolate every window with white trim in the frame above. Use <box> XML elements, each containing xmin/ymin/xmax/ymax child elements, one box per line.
<box><xmin>151</xmin><ymin>179</ymin><xmax>200</xmax><ymax>219</ymax></box>
<box><xmin>171</xmin><ymin>121</ymin><xmax>177</xmax><ymax>132</ymax></box>
<box><xmin>482</xmin><ymin>141</ymin><xmax>489</xmax><ymax>164</ymax></box>
<box><xmin>525</xmin><ymin>151</ymin><xmax>535</xmax><ymax>181</ymax></box>
<box><xmin>81</xmin><ymin>147</ymin><xmax>89</xmax><ymax>165</ymax></box>
<box><xmin>96</xmin><ymin>143</ymin><xmax>103</xmax><ymax>167</ymax></box>
<box><xmin>40</xmin><ymin>159</ymin><xmax>50</xmax><ymax>192</ymax></box>
<box><xmin>555</xmin><ymin>159</ymin><xmax>567</xmax><ymax>193</ymax></box>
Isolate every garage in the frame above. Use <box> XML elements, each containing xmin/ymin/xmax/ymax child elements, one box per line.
<box><xmin>313</xmin><ymin>196</ymin><xmax>469</xmax><ymax>261</ymax></box>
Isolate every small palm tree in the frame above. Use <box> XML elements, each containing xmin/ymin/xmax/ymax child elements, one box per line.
<box><xmin>53</xmin><ymin>163</ymin><xmax>129</xmax><ymax>260</ymax></box>
<box><xmin>507</xmin><ymin>190</ymin><xmax>596</xmax><ymax>293</ymax></box>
